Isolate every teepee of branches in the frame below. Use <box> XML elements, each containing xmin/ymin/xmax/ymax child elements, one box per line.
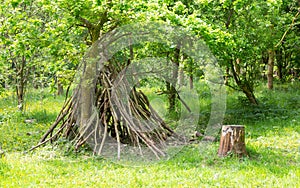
<box><xmin>31</xmin><ymin>22</ymin><xmax>226</xmax><ymax>160</ymax></box>
<box><xmin>31</xmin><ymin>33</ymin><xmax>186</xmax><ymax>160</ymax></box>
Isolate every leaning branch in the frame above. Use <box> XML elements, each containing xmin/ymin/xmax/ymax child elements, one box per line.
<box><xmin>275</xmin><ymin>9</ymin><xmax>300</xmax><ymax>48</ymax></box>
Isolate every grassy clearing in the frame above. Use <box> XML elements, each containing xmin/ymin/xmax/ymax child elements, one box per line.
<box><xmin>0</xmin><ymin>82</ymin><xmax>299</xmax><ymax>187</ymax></box>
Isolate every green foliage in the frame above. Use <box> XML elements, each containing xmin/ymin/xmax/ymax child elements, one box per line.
<box><xmin>0</xmin><ymin>0</ymin><xmax>87</xmax><ymax>108</ymax></box>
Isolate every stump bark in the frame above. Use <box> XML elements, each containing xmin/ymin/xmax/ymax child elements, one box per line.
<box><xmin>218</xmin><ymin>125</ymin><xmax>248</xmax><ymax>157</ymax></box>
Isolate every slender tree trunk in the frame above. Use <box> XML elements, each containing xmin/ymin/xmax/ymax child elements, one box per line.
<box><xmin>16</xmin><ymin>55</ymin><xmax>26</xmax><ymax>111</ymax></box>
<box><xmin>234</xmin><ymin>58</ymin><xmax>241</xmax><ymax>75</ymax></box>
<box><xmin>178</xmin><ymin>54</ymin><xmax>187</xmax><ymax>88</ymax></box>
<box><xmin>80</xmin><ymin>71</ymin><xmax>93</xmax><ymax>132</ymax></box>
<box><xmin>261</xmin><ymin>52</ymin><xmax>269</xmax><ymax>80</ymax></box>
<box><xmin>267</xmin><ymin>50</ymin><xmax>275</xmax><ymax>89</ymax></box>
<box><xmin>168</xmin><ymin>46</ymin><xmax>180</xmax><ymax>113</ymax></box>
<box><xmin>57</xmin><ymin>82</ymin><xmax>64</xmax><ymax>95</ymax></box>
<box><xmin>277</xmin><ymin>62</ymin><xmax>283</xmax><ymax>81</ymax></box>
<box><xmin>178</xmin><ymin>68</ymin><xmax>184</xmax><ymax>87</ymax></box>
<box><xmin>275</xmin><ymin>49</ymin><xmax>283</xmax><ymax>80</ymax></box>
<box><xmin>224</xmin><ymin>67</ymin><xmax>229</xmax><ymax>86</ymax></box>
<box><xmin>189</xmin><ymin>74</ymin><xmax>193</xmax><ymax>90</ymax></box>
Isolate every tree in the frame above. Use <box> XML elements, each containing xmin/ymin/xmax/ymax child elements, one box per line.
<box><xmin>182</xmin><ymin>0</ymin><xmax>299</xmax><ymax>104</ymax></box>
<box><xmin>0</xmin><ymin>0</ymin><xmax>43</xmax><ymax>110</ymax></box>
<box><xmin>0</xmin><ymin>0</ymin><xmax>86</xmax><ymax>109</ymax></box>
<box><xmin>275</xmin><ymin>0</ymin><xmax>300</xmax><ymax>81</ymax></box>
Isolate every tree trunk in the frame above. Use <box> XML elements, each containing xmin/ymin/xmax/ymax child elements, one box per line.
<box><xmin>178</xmin><ymin>67</ymin><xmax>184</xmax><ymax>87</ymax></box>
<box><xmin>78</xmin><ymin>17</ymin><xmax>104</xmax><ymax>132</ymax></box>
<box><xmin>224</xmin><ymin>67</ymin><xmax>229</xmax><ymax>86</ymax></box>
<box><xmin>242</xmin><ymin>85</ymin><xmax>258</xmax><ymax>105</ymax></box>
<box><xmin>168</xmin><ymin>86</ymin><xmax>176</xmax><ymax>113</ymax></box>
<box><xmin>218</xmin><ymin>125</ymin><xmax>248</xmax><ymax>157</ymax></box>
<box><xmin>189</xmin><ymin>74</ymin><xmax>193</xmax><ymax>90</ymax></box>
<box><xmin>267</xmin><ymin>50</ymin><xmax>275</xmax><ymax>90</ymax></box>
<box><xmin>168</xmin><ymin>46</ymin><xmax>180</xmax><ymax>114</ymax></box>
<box><xmin>261</xmin><ymin>52</ymin><xmax>269</xmax><ymax>80</ymax></box>
<box><xmin>57</xmin><ymin>82</ymin><xmax>64</xmax><ymax>95</ymax></box>
<box><xmin>275</xmin><ymin>49</ymin><xmax>283</xmax><ymax>80</ymax></box>
<box><xmin>80</xmin><ymin>42</ymin><xmax>99</xmax><ymax>131</ymax></box>
<box><xmin>16</xmin><ymin>55</ymin><xmax>27</xmax><ymax>111</ymax></box>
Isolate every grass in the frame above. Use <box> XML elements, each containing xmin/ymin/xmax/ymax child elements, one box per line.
<box><xmin>0</xmin><ymin>89</ymin><xmax>64</xmax><ymax>152</ymax></box>
<box><xmin>0</xmin><ymin>82</ymin><xmax>299</xmax><ymax>187</ymax></box>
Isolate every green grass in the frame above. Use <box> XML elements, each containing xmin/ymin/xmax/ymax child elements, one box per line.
<box><xmin>0</xmin><ymin>83</ymin><xmax>299</xmax><ymax>187</ymax></box>
<box><xmin>0</xmin><ymin>89</ymin><xmax>64</xmax><ymax>152</ymax></box>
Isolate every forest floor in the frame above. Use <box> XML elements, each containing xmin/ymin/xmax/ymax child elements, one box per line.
<box><xmin>0</xmin><ymin>82</ymin><xmax>299</xmax><ymax>187</ymax></box>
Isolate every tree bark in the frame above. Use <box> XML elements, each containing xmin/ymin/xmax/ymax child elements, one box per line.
<box><xmin>218</xmin><ymin>125</ymin><xmax>248</xmax><ymax>157</ymax></box>
<box><xmin>267</xmin><ymin>50</ymin><xmax>275</xmax><ymax>89</ymax></box>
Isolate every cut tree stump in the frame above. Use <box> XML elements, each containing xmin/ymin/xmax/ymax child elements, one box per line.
<box><xmin>218</xmin><ymin>125</ymin><xmax>248</xmax><ymax>157</ymax></box>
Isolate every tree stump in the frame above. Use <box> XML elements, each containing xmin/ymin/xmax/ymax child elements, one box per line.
<box><xmin>218</xmin><ymin>125</ymin><xmax>248</xmax><ymax>157</ymax></box>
